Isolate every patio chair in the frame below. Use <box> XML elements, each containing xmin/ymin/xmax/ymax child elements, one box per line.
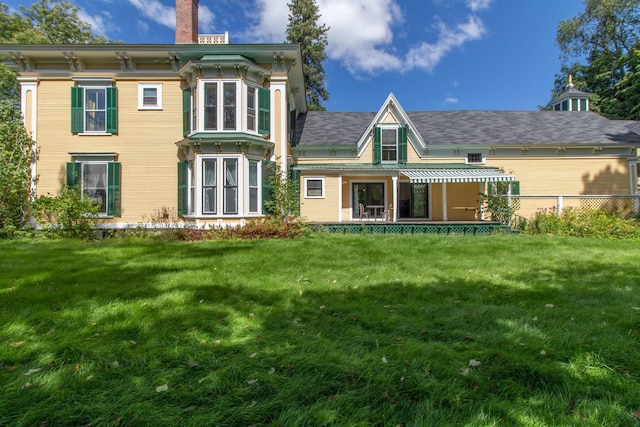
<box><xmin>359</xmin><ymin>203</ymin><xmax>370</xmax><ymax>220</ymax></box>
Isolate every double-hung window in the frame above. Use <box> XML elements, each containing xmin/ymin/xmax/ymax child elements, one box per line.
<box><xmin>248</xmin><ymin>160</ymin><xmax>259</xmax><ymax>213</ymax></box>
<box><xmin>66</xmin><ymin>161</ymin><xmax>121</xmax><ymax>216</ymax></box>
<box><xmin>246</xmin><ymin>86</ymin><xmax>257</xmax><ymax>132</ymax></box>
<box><xmin>202</xmin><ymin>159</ymin><xmax>217</xmax><ymax>214</ymax></box>
<box><xmin>223</xmin><ymin>158</ymin><xmax>238</xmax><ymax>214</ymax></box>
<box><xmin>373</xmin><ymin>125</ymin><xmax>407</xmax><ymax>164</ymax></box>
<box><xmin>204</xmin><ymin>83</ymin><xmax>218</xmax><ymax>130</ymax></box>
<box><xmin>381</xmin><ymin>128</ymin><xmax>398</xmax><ymax>162</ymax></box>
<box><xmin>71</xmin><ymin>82</ymin><xmax>117</xmax><ymax>134</ymax></box>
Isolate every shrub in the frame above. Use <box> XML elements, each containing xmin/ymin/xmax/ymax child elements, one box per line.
<box><xmin>32</xmin><ymin>186</ymin><xmax>100</xmax><ymax>239</ymax></box>
<box><xmin>528</xmin><ymin>207</ymin><xmax>640</xmax><ymax>239</ymax></box>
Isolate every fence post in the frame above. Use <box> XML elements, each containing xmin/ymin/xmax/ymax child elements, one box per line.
<box><xmin>557</xmin><ymin>196</ymin><xmax>563</xmax><ymax>216</ymax></box>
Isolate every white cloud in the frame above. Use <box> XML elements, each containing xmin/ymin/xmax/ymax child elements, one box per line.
<box><xmin>78</xmin><ymin>10</ymin><xmax>113</xmax><ymax>37</ymax></box>
<box><xmin>198</xmin><ymin>5</ymin><xmax>216</xmax><ymax>33</ymax></box>
<box><xmin>405</xmin><ymin>15</ymin><xmax>486</xmax><ymax>72</ymax></box>
<box><xmin>443</xmin><ymin>96</ymin><xmax>459</xmax><ymax>105</ymax></box>
<box><xmin>124</xmin><ymin>0</ymin><xmax>215</xmax><ymax>33</ymax></box>
<box><xmin>246</xmin><ymin>0</ymin><xmax>489</xmax><ymax>76</ymax></box>
<box><xmin>126</xmin><ymin>0</ymin><xmax>175</xmax><ymax>28</ymax></box>
<box><xmin>467</xmin><ymin>0</ymin><xmax>492</xmax><ymax>12</ymax></box>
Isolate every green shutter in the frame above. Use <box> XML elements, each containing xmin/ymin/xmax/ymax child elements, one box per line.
<box><xmin>258</xmin><ymin>88</ymin><xmax>270</xmax><ymax>135</ymax></box>
<box><xmin>177</xmin><ymin>161</ymin><xmax>188</xmax><ymax>216</ymax></box>
<box><xmin>398</xmin><ymin>126</ymin><xmax>408</xmax><ymax>164</ymax></box>
<box><xmin>66</xmin><ymin>162</ymin><xmax>80</xmax><ymax>189</ymax></box>
<box><xmin>107</xmin><ymin>162</ymin><xmax>121</xmax><ymax>216</ymax></box>
<box><xmin>262</xmin><ymin>160</ymin><xmax>275</xmax><ymax>214</ymax></box>
<box><xmin>106</xmin><ymin>87</ymin><xmax>118</xmax><ymax>133</ymax></box>
<box><xmin>511</xmin><ymin>181</ymin><xmax>520</xmax><ymax>196</ymax></box>
<box><xmin>183</xmin><ymin>89</ymin><xmax>191</xmax><ymax>136</ymax></box>
<box><xmin>373</xmin><ymin>127</ymin><xmax>381</xmax><ymax>164</ymax></box>
<box><xmin>289</xmin><ymin>109</ymin><xmax>297</xmax><ymax>147</ymax></box>
<box><xmin>71</xmin><ymin>87</ymin><xmax>83</xmax><ymax>133</ymax></box>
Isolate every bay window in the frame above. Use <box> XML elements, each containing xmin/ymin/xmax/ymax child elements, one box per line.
<box><xmin>187</xmin><ymin>80</ymin><xmax>269</xmax><ymax>134</ymax></box>
<box><xmin>178</xmin><ymin>157</ymin><xmax>264</xmax><ymax>217</ymax></box>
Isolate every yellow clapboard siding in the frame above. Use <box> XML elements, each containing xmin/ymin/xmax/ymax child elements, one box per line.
<box><xmin>34</xmin><ymin>79</ymin><xmax>185</xmax><ymax>224</ymax></box>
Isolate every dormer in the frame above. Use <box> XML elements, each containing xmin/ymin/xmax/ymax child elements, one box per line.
<box><xmin>551</xmin><ymin>75</ymin><xmax>592</xmax><ymax>112</ymax></box>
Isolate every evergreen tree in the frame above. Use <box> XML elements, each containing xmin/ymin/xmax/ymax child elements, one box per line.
<box><xmin>285</xmin><ymin>0</ymin><xmax>329</xmax><ymax>111</ymax></box>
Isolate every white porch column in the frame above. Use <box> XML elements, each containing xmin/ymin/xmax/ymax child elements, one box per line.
<box><xmin>479</xmin><ymin>182</ymin><xmax>485</xmax><ymax>220</ymax></box>
<box><xmin>338</xmin><ymin>173</ymin><xmax>343</xmax><ymax>222</ymax></box>
<box><xmin>270</xmin><ymin>74</ymin><xmax>288</xmax><ymax>180</ymax></box>
<box><xmin>20</xmin><ymin>79</ymin><xmax>38</xmax><ymax>203</ymax></box>
<box><xmin>442</xmin><ymin>182</ymin><xmax>448</xmax><ymax>221</ymax></box>
<box><xmin>392</xmin><ymin>176</ymin><xmax>398</xmax><ymax>222</ymax></box>
<box><xmin>629</xmin><ymin>161</ymin><xmax>639</xmax><ymax>212</ymax></box>
<box><xmin>557</xmin><ymin>196</ymin><xmax>564</xmax><ymax>215</ymax></box>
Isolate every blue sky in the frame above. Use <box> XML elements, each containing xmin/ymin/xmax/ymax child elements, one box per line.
<box><xmin>4</xmin><ymin>0</ymin><xmax>585</xmax><ymax>112</ymax></box>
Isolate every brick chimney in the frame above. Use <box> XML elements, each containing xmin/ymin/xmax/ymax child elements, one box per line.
<box><xmin>176</xmin><ymin>0</ymin><xmax>199</xmax><ymax>44</ymax></box>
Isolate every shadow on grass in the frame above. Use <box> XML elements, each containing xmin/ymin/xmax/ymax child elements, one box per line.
<box><xmin>1</xmin><ymin>239</ymin><xmax>639</xmax><ymax>426</ymax></box>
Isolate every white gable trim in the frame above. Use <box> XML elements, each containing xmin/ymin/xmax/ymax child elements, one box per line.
<box><xmin>356</xmin><ymin>93</ymin><xmax>427</xmax><ymax>157</ymax></box>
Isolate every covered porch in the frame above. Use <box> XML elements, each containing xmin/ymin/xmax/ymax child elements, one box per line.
<box><xmin>296</xmin><ymin>163</ymin><xmax>515</xmax><ymax>223</ymax></box>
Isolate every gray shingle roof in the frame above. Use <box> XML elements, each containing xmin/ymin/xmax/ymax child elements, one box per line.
<box><xmin>295</xmin><ymin>110</ymin><xmax>640</xmax><ymax>146</ymax></box>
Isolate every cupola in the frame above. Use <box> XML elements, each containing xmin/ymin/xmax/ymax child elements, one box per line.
<box><xmin>551</xmin><ymin>75</ymin><xmax>592</xmax><ymax>112</ymax></box>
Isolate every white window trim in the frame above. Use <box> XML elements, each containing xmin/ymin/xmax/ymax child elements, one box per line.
<box><xmin>198</xmin><ymin>80</ymin><xmax>242</xmax><ymax>132</ymax></box>
<box><xmin>77</xmin><ymin>160</ymin><xmax>110</xmax><ymax>217</ymax></box>
<box><xmin>304</xmin><ymin>177</ymin><xmax>325</xmax><ymax>199</ymax></box>
<box><xmin>244</xmin><ymin>84</ymin><xmax>258</xmax><ymax>133</ymax></box>
<box><xmin>195</xmin><ymin>155</ymin><xmax>245</xmax><ymax>217</ymax></box>
<box><xmin>379</xmin><ymin>125</ymin><xmax>399</xmax><ymax>164</ymax></box>
<box><xmin>245</xmin><ymin>157</ymin><xmax>262</xmax><ymax>215</ymax></box>
<box><xmin>465</xmin><ymin>152</ymin><xmax>486</xmax><ymax>164</ymax></box>
<box><xmin>138</xmin><ymin>83</ymin><xmax>163</xmax><ymax>110</ymax></box>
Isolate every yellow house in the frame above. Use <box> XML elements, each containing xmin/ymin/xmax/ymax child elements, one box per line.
<box><xmin>2</xmin><ymin>0</ymin><xmax>639</xmax><ymax>231</ymax></box>
<box><xmin>1</xmin><ymin>0</ymin><xmax>306</xmax><ymax>229</ymax></box>
<box><xmin>293</xmin><ymin>92</ymin><xmax>640</xmax><ymax>224</ymax></box>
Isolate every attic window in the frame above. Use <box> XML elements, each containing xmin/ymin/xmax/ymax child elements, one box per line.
<box><xmin>467</xmin><ymin>153</ymin><xmax>484</xmax><ymax>164</ymax></box>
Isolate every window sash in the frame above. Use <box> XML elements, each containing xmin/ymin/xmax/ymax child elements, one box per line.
<box><xmin>204</xmin><ymin>83</ymin><xmax>217</xmax><ymax>130</ymax></box>
<box><xmin>202</xmin><ymin>159</ymin><xmax>217</xmax><ymax>214</ymax></box>
<box><xmin>223</xmin><ymin>158</ymin><xmax>238</xmax><ymax>214</ymax></box>
<box><xmin>247</xmin><ymin>86</ymin><xmax>256</xmax><ymax>131</ymax></box>
<box><xmin>223</xmin><ymin>83</ymin><xmax>236</xmax><ymax>130</ymax></box>
<box><xmin>143</xmin><ymin>88</ymin><xmax>157</xmax><ymax>106</ymax></box>
<box><xmin>306</xmin><ymin>179</ymin><xmax>324</xmax><ymax>198</ymax></box>
<box><xmin>381</xmin><ymin>128</ymin><xmax>397</xmax><ymax>162</ymax></box>
<box><xmin>84</xmin><ymin>88</ymin><xmax>106</xmax><ymax>132</ymax></box>
<box><xmin>248</xmin><ymin>160</ymin><xmax>259</xmax><ymax>213</ymax></box>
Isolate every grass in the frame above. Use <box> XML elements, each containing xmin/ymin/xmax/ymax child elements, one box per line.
<box><xmin>1</xmin><ymin>234</ymin><xmax>640</xmax><ymax>426</ymax></box>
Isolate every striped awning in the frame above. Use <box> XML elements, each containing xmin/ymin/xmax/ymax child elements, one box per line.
<box><xmin>401</xmin><ymin>169</ymin><xmax>514</xmax><ymax>183</ymax></box>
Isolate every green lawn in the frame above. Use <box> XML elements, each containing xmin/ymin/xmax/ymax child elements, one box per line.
<box><xmin>1</xmin><ymin>234</ymin><xmax>639</xmax><ymax>426</ymax></box>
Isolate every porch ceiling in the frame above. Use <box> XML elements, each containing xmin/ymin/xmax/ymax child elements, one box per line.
<box><xmin>401</xmin><ymin>169</ymin><xmax>514</xmax><ymax>183</ymax></box>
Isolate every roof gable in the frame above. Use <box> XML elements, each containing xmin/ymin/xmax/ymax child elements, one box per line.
<box><xmin>355</xmin><ymin>93</ymin><xmax>427</xmax><ymax>157</ymax></box>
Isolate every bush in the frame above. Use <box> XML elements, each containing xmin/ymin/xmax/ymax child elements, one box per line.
<box><xmin>32</xmin><ymin>186</ymin><xmax>100</xmax><ymax>239</ymax></box>
<box><xmin>528</xmin><ymin>208</ymin><xmax>640</xmax><ymax>239</ymax></box>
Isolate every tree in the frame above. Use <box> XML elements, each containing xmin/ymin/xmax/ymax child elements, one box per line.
<box><xmin>285</xmin><ymin>0</ymin><xmax>329</xmax><ymax>111</ymax></box>
<box><xmin>548</xmin><ymin>0</ymin><xmax>640</xmax><ymax>119</ymax></box>
<box><xmin>0</xmin><ymin>100</ymin><xmax>34</xmax><ymax>236</ymax></box>
<box><xmin>0</xmin><ymin>0</ymin><xmax>111</xmax><ymax>235</ymax></box>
